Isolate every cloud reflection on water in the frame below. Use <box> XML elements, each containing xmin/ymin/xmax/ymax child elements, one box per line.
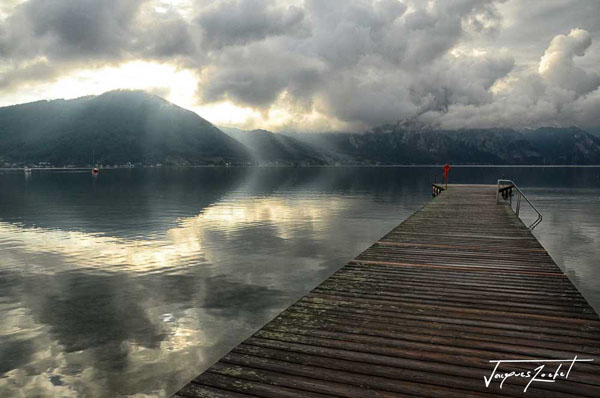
<box><xmin>2</xmin><ymin>167</ymin><xmax>598</xmax><ymax>397</ymax></box>
<box><xmin>0</xmin><ymin>196</ymin><xmax>347</xmax><ymax>275</ymax></box>
<box><xmin>0</xmin><ymin>174</ymin><xmax>426</xmax><ymax>397</ymax></box>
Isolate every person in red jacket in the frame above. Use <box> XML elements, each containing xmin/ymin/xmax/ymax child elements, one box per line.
<box><xmin>443</xmin><ymin>163</ymin><xmax>451</xmax><ymax>189</ymax></box>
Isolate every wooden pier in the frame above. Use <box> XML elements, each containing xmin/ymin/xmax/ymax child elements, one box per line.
<box><xmin>174</xmin><ymin>184</ymin><xmax>600</xmax><ymax>397</ymax></box>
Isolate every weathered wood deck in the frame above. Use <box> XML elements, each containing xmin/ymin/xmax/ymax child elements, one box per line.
<box><xmin>174</xmin><ymin>184</ymin><xmax>600</xmax><ymax>397</ymax></box>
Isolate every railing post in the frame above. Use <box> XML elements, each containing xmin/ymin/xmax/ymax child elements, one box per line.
<box><xmin>496</xmin><ymin>181</ymin><xmax>500</xmax><ymax>204</ymax></box>
<box><xmin>516</xmin><ymin>193</ymin><xmax>521</xmax><ymax>216</ymax></box>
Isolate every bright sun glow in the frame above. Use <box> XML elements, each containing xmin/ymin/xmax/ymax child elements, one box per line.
<box><xmin>0</xmin><ymin>61</ymin><xmax>195</xmax><ymax>106</ymax></box>
<box><xmin>192</xmin><ymin>102</ymin><xmax>262</xmax><ymax>128</ymax></box>
<box><xmin>0</xmin><ymin>60</ymin><xmax>259</xmax><ymax>128</ymax></box>
<box><xmin>0</xmin><ymin>58</ymin><xmax>350</xmax><ymax>132</ymax></box>
<box><xmin>0</xmin><ymin>60</ymin><xmax>326</xmax><ymax>131</ymax></box>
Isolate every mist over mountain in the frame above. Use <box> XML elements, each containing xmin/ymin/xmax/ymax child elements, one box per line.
<box><xmin>220</xmin><ymin>127</ymin><xmax>329</xmax><ymax>165</ymax></box>
<box><xmin>284</xmin><ymin>124</ymin><xmax>600</xmax><ymax>165</ymax></box>
<box><xmin>0</xmin><ymin>90</ymin><xmax>249</xmax><ymax>166</ymax></box>
<box><xmin>1</xmin><ymin>91</ymin><xmax>600</xmax><ymax>167</ymax></box>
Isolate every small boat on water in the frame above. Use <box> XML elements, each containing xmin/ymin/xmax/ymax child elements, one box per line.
<box><xmin>24</xmin><ymin>167</ymin><xmax>32</xmax><ymax>173</ymax></box>
<box><xmin>91</xmin><ymin>148</ymin><xmax>99</xmax><ymax>174</ymax></box>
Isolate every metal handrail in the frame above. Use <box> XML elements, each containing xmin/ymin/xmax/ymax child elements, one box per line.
<box><xmin>496</xmin><ymin>179</ymin><xmax>542</xmax><ymax>230</ymax></box>
<box><xmin>432</xmin><ymin>183</ymin><xmax>445</xmax><ymax>197</ymax></box>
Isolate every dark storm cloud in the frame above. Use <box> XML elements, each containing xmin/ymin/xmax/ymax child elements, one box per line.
<box><xmin>1</xmin><ymin>0</ymin><xmax>599</xmax><ymax>130</ymax></box>
<box><xmin>409</xmin><ymin>53</ymin><xmax>515</xmax><ymax>114</ymax></box>
<box><xmin>199</xmin><ymin>42</ymin><xmax>324</xmax><ymax>107</ymax></box>
<box><xmin>0</xmin><ymin>0</ymin><xmax>194</xmax><ymax>83</ymax></box>
<box><xmin>136</xmin><ymin>8</ymin><xmax>196</xmax><ymax>58</ymax></box>
<box><xmin>421</xmin><ymin>26</ymin><xmax>600</xmax><ymax>129</ymax></box>
<box><xmin>196</xmin><ymin>0</ymin><xmax>306</xmax><ymax>49</ymax></box>
<box><xmin>3</xmin><ymin>0</ymin><xmax>145</xmax><ymax>60</ymax></box>
<box><xmin>186</xmin><ymin>0</ymin><xmax>529</xmax><ymax>128</ymax></box>
<box><xmin>0</xmin><ymin>0</ymin><xmax>147</xmax><ymax>89</ymax></box>
<box><xmin>0</xmin><ymin>59</ymin><xmax>58</xmax><ymax>89</ymax></box>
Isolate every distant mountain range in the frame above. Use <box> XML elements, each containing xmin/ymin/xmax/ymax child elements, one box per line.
<box><xmin>283</xmin><ymin>123</ymin><xmax>600</xmax><ymax>165</ymax></box>
<box><xmin>1</xmin><ymin>90</ymin><xmax>599</xmax><ymax>167</ymax></box>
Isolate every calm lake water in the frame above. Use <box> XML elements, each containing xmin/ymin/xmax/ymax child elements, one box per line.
<box><xmin>1</xmin><ymin>166</ymin><xmax>599</xmax><ymax>397</ymax></box>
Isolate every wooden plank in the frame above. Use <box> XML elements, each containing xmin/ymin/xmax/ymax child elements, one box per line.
<box><xmin>176</xmin><ymin>384</ymin><xmax>254</xmax><ymax>398</ymax></box>
<box><xmin>173</xmin><ymin>185</ymin><xmax>600</xmax><ymax>397</ymax></box>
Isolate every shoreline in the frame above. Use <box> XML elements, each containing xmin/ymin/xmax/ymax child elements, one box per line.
<box><xmin>1</xmin><ymin>164</ymin><xmax>600</xmax><ymax>171</ymax></box>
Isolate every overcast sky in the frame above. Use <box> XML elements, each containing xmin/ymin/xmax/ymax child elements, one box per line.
<box><xmin>1</xmin><ymin>0</ymin><xmax>599</xmax><ymax>132</ymax></box>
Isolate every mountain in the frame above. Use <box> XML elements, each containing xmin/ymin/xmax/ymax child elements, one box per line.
<box><xmin>220</xmin><ymin>127</ymin><xmax>330</xmax><ymax>165</ymax></box>
<box><xmin>285</xmin><ymin>124</ymin><xmax>600</xmax><ymax>165</ymax></box>
<box><xmin>1</xmin><ymin>90</ymin><xmax>599</xmax><ymax>167</ymax></box>
<box><xmin>586</xmin><ymin>127</ymin><xmax>600</xmax><ymax>137</ymax></box>
<box><xmin>523</xmin><ymin>127</ymin><xmax>600</xmax><ymax>164</ymax></box>
<box><xmin>0</xmin><ymin>90</ymin><xmax>249</xmax><ymax>166</ymax></box>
